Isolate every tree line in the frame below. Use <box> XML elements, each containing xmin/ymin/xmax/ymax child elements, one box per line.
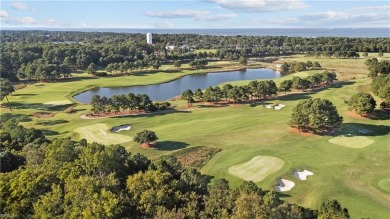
<box><xmin>181</xmin><ymin>71</ymin><xmax>338</xmax><ymax>105</ymax></box>
<box><xmin>90</xmin><ymin>93</ymin><xmax>171</xmax><ymax>116</ymax></box>
<box><xmin>0</xmin><ymin>119</ymin><xmax>351</xmax><ymax>218</ymax></box>
<box><xmin>1</xmin><ymin>30</ymin><xmax>389</xmax><ymax>81</ymax></box>
<box><xmin>280</xmin><ymin>60</ymin><xmax>321</xmax><ymax>74</ymax></box>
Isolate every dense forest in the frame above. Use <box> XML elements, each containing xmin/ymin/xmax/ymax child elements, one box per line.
<box><xmin>0</xmin><ymin>120</ymin><xmax>352</xmax><ymax>218</ymax></box>
<box><xmin>1</xmin><ymin>30</ymin><xmax>389</xmax><ymax>81</ymax></box>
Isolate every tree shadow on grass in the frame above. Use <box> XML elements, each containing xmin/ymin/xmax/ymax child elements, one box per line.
<box><xmin>277</xmin><ymin>93</ymin><xmax>312</xmax><ymax>101</ymax></box>
<box><xmin>12</xmin><ymin>93</ymin><xmax>37</xmax><ymax>96</ymax></box>
<box><xmin>36</xmin><ymin>119</ymin><xmax>69</xmax><ymax>126</ymax></box>
<box><xmin>9</xmin><ymin>102</ymin><xmax>74</xmax><ymax>111</ymax></box>
<box><xmin>111</xmin><ymin>109</ymin><xmax>191</xmax><ymax>119</ymax></box>
<box><xmin>335</xmin><ymin>123</ymin><xmax>390</xmax><ymax>137</ymax></box>
<box><xmin>0</xmin><ymin>113</ymin><xmax>32</xmax><ymax>122</ymax></box>
<box><xmin>155</xmin><ymin>141</ymin><xmax>189</xmax><ymax>151</ymax></box>
<box><xmin>366</xmin><ymin>110</ymin><xmax>390</xmax><ymax>120</ymax></box>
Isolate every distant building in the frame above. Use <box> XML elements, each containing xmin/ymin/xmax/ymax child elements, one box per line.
<box><xmin>146</xmin><ymin>33</ymin><xmax>153</xmax><ymax>44</ymax></box>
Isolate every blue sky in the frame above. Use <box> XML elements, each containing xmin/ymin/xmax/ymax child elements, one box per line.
<box><xmin>0</xmin><ymin>0</ymin><xmax>389</xmax><ymax>28</ymax></box>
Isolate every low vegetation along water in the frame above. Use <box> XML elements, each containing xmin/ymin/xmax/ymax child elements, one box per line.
<box><xmin>73</xmin><ymin>68</ymin><xmax>281</xmax><ymax>103</ymax></box>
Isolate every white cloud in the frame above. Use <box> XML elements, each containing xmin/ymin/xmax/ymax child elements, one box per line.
<box><xmin>0</xmin><ymin>10</ymin><xmax>9</xmax><ymax>18</ymax></box>
<box><xmin>206</xmin><ymin>0</ymin><xmax>309</xmax><ymax>12</ymax></box>
<box><xmin>354</xmin><ymin>5</ymin><xmax>390</xmax><ymax>11</ymax></box>
<box><xmin>145</xmin><ymin>9</ymin><xmax>237</xmax><ymax>21</ymax></box>
<box><xmin>299</xmin><ymin>11</ymin><xmax>348</xmax><ymax>20</ymax></box>
<box><xmin>150</xmin><ymin>21</ymin><xmax>174</xmax><ymax>28</ymax></box>
<box><xmin>10</xmin><ymin>2</ymin><xmax>28</xmax><ymax>11</ymax></box>
<box><xmin>145</xmin><ymin>10</ymin><xmax>209</xmax><ymax>19</ymax></box>
<box><xmin>17</xmin><ymin>17</ymin><xmax>36</xmax><ymax>24</ymax></box>
<box><xmin>270</xmin><ymin>11</ymin><xmax>390</xmax><ymax>27</ymax></box>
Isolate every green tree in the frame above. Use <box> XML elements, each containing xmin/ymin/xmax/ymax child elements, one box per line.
<box><xmin>238</xmin><ymin>56</ymin><xmax>247</xmax><ymax>65</ymax></box>
<box><xmin>173</xmin><ymin>60</ymin><xmax>181</xmax><ymax>68</ymax></box>
<box><xmin>318</xmin><ymin>200</ymin><xmax>350</xmax><ymax>219</ymax></box>
<box><xmin>346</xmin><ymin>92</ymin><xmax>376</xmax><ymax>115</ymax></box>
<box><xmin>0</xmin><ymin>78</ymin><xmax>15</xmax><ymax>110</ymax></box>
<box><xmin>181</xmin><ymin>89</ymin><xmax>194</xmax><ymax>106</ymax></box>
<box><xmin>133</xmin><ymin>130</ymin><xmax>158</xmax><ymax>146</ymax></box>
<box><xmin>86</xmin><ymin>63</ymin><xmax>97</xmax><ymax>74</ymax></box>
<box><xmin>194</xmin><ymin>88</ymin><xmax>203</xmax><ymax>100</ymax></box>
<box><xmin>289</xmin><ymin>98</ymin><xmax>343</xmax><ymax>133</ymax></box>
<box><xmin>279</xmin><ymin>80</ymin><xmax>292</xmax><ymax>94</ymax></box>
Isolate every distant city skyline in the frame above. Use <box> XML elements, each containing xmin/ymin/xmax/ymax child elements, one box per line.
<box><xmin>0</xmin><ymin>0</ymin><xmax>389</xmax><ymax>29</ymax></box>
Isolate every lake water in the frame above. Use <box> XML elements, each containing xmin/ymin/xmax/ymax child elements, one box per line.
<box><xmin>73</xmin><ymin>68</ymin><xmax>281</xmax><ymax>103</ymax></box>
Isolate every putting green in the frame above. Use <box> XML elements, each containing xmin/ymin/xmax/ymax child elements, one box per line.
<box><xmin>378</xmin><ymin>179</ymin><xmax>390</xmax><ymax>193</ymax></box>
<box><xmin>328</xmin><ymin>136</ymin><xmax>374</xmax><ymax>148</ymax></box>
<box><xmin>74</xmin><ymin>123</ymin><xmax>130</xmax><ymax>145</ymax></box>
<box><xmin>44</xmin><ymin>100</ymin><xmax>73</xmax><ymax>105</ymax></box>
<box><xmin>228</xmin><ymin>156</ymin><xmax>284</xmax><ymax>182</ymax></box>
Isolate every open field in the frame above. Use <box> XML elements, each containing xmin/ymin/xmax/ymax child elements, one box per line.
<box><xmin>3</xmin><ymin>55</ymin><xmax>390</xmax><ymax>218</ymax></box>
<box><xmin>228</xmin><ymin>156</ymin><xmax>284</xmax><ymax>182</ymax></box>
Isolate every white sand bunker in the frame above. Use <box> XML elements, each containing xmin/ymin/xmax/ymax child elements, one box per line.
<box><xmin>228</xmin><ymin>156</ymin><xmax>284</xmax><ymax>182</ymax></box>
<box><xmin>111</xmin><ymin>125</ymin><xmax>131</xmax><ymax>132</ymax></box>
<box><xmin>44</xmin><ymin>100</ymin><xmax>73</xmax><ymax>105</ymax></box>
<box><xmin>264</xmin><ymin>104</ymin><xmax>286</xmax><ymax>110</ymax></box>
<box><xmin>275</xmin><ymin>178</ymin><xmax>295</xmax><ymax>192</ymax></box>
<box><xmin>273</xmin><ymin>104</ymin><xmax>286</xmax><ymax>110</ymax></box>
<box><xmin>293</xmin><ymin>169</ymin><xmax>314</xmax><ymax>180</ymax></box>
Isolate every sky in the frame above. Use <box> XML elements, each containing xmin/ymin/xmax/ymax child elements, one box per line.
<box><xmin>0</xmin><ymin>0</ymin><xmax>389</xmax><ymax>29</ymax></box>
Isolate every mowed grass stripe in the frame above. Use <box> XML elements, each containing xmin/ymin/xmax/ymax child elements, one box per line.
<box><xmin>328</xmin><ymin>136</ymin><xmax>374</xmax><ymax>148</ymax></box>
<box><xmin>228</xmin><ymin>156</ymin><xmax>284</xmax><ymax>182</ymax></box>
<box><xmin>74</xmin><ymin>123</ymin><xmax>130</xmax><ymax>145</ymax></box>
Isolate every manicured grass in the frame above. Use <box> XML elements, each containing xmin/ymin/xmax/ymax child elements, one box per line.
<box><xmin>4</xmin><ymin>55</ymin><xmax>390</xmax><ymax>218</ymax></box>
<box><xmin>44</xmin><ymin>100</ymin><xmax>74</xmax><ymax>105</ymax></box>
<box><xmin>378</xmin><ymin>179</ymin><xmax>390</xmax><ymax>193</ymax></box>
<box><xmin>228</xmin><ymin>156</ymin><xmax>284</xmax><ymax>182</ymax></box>
<box><xmin>74</xmin><ymin>123</ymin><xmax>131</xmax><ymax>145</ymax></box>
<box><xmin>328</xmin><ymin>136</ymin><xmax>374</xmax><ymax>148</ymax></box>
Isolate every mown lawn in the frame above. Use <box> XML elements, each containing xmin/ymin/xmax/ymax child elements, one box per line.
<box><xmin>3</xmin><ymin>55</ymin><xmax>390</xmax><ymax>218</ymax></box>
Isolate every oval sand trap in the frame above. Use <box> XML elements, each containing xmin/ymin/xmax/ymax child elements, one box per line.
<box><xmin>111</xmin><ymin>125</ymin><xmax>131</xmax><ymax>132</ymax></box>
<box><xmin>228</xmin><ymin>156</ymin><xmax>284</xmax><ymax>182</ymax></box>
<box><xmin>328</xmin><ymin>136</ymin><xmax>374</xmax><ymax>148</ymax></box>
<box><xmin>74</xmin><ymin>123</ymin><xmax>130</xmax><ymax>145</ymax></box>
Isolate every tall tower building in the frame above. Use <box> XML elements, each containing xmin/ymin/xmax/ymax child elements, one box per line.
<box><xmin>146</xmin><ymin>33</ymin><xmax>153</xmax><ymax>44</ymax></box>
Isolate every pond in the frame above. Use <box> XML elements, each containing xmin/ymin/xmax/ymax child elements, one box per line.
<box><xmin>73</xmin><ymin>68</ymin><xmax>281</xmax><ymax>103</ymax></box>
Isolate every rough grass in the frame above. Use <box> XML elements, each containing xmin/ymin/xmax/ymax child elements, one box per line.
<box><xmin>378</xmin><ymin>179</ymin><xmax>390</xmax><ymax>193</ymax></box>
<box><xmin>160</xmin><ymin>146</ymin><xmax>221</xmax><ymax>169</ymax></box>
<box><xmin>74</xmin><ymin>123</ymin><xmax>130</xmax><ymax>145</ymax></box>
<box><xmin>328</xmin><ymin>136</ymin><xmax>375</xmax><ymax>148</ymax></box>
<box><xmin>228</xmin><ymin>156</ymin><xmax>285</xmax><ymax>182</ymax></box>
<box><xmin>6</xmin><ymin>55</ymin><xmax>390</xmax><ymax>218</ymax></box>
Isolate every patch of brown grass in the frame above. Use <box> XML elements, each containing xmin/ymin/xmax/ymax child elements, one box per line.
<box><xmin>33</xmin><ymin>112</ymin><xmax>55</xmax><ymax>118</ymax></box>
